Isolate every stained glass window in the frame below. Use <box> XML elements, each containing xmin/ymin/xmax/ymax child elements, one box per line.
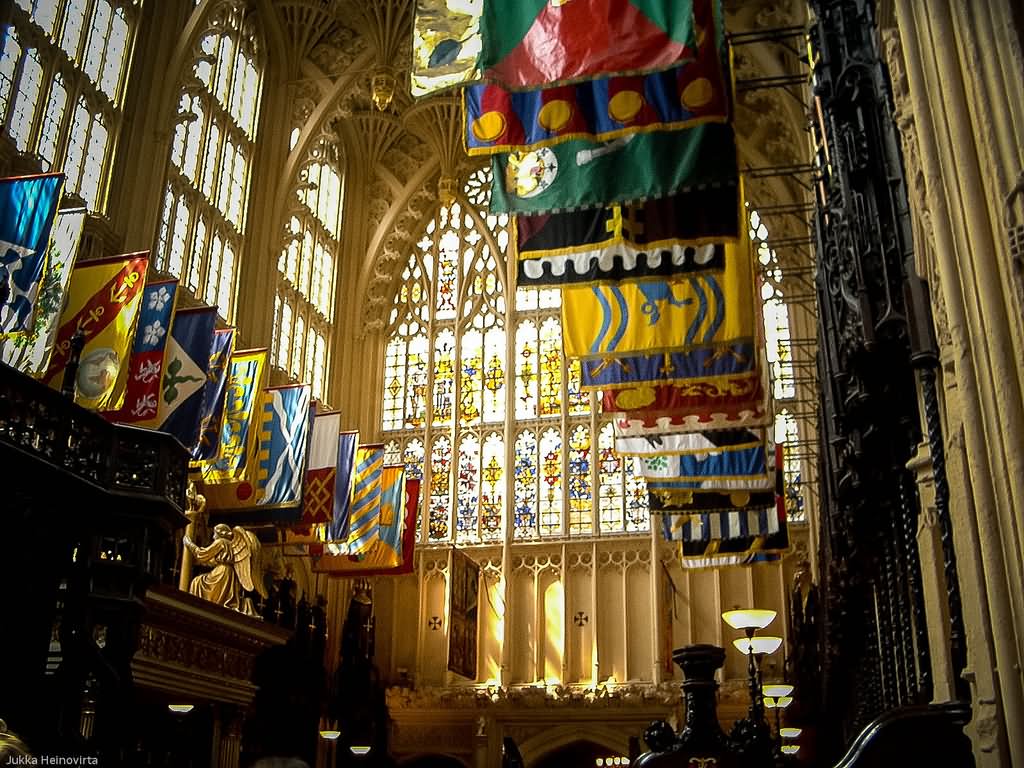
<box><xmin>753</xmin><ymin>209</ymin><xmax>804</xmax><ymax>520</ymax></box>
<box><xmin>2</xmin><ymin>0</ymin><xmax>139</xmax><ymax>210</ymax></box>
<box><xmin>271</xmin><ymin>137</ymin><xmax>343</xmax><ymax>402</ymax></box>
<box><xmin>154</xmin><ymin>2</ymin><xmax>263</xmax><ymax>321</ymax></box>
<box><xmin>380</xmin><ymin>169</ymin><xmax>650</xmax><ymax>544</ymax></box>
<box><xmin>429</xmin><ymin>435</ymin><xmax>452</xmax><ymax>540</ymax></box>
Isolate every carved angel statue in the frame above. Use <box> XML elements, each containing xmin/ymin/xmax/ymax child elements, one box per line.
<box><xmin>183</xmin><ymin>523</ymin><xmax>267</xmax><ymax>617</ymax></box>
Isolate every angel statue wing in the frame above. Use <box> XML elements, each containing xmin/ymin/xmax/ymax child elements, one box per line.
<box><xmin>230</xmin><ymin>527</ymin><xmax>268</xmax><ymax>598</ymax></box>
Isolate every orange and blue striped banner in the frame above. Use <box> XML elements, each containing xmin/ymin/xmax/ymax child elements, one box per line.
<box><xmin>346</xmin><ymin>444</ymin><xmax>385</xmax><ymax>555</ymax></box>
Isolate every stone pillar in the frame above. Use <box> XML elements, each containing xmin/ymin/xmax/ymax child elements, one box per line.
<box><xmin>211</xmin><ymin>705</ymin><xmax>243</xmax><ymax>768</ymax></box>
<box><xmin>905</xmin><ymin>440</ymin><xmax>955</xmax><ymax>702</ymax></box>
<box><xmin>886</xmin><ymin>1</ymin><xmax>1024</xmax><ymax>762</ymax></box>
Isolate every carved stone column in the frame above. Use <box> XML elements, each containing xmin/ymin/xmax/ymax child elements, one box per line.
<box><xmin>905</xmin><ymin>440</ymin><xmax>954</xmax><ymax>702</ymax></box>
<box><xmin>211</xmin><ymin>705</ymin><xmax>244</xmax><ymax>768</ymax></box>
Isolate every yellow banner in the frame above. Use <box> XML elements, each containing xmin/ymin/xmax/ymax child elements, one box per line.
<box><xmin>200</xmin><ymin>348</ymin><xmax>268</xmax><ymax>489</ymax></box>
<box><xmin>561</xmin><ymin>234</ymin><xmax>754</xmax><ymax>360</ymax></box>
<box><xmin>42</xmin><ymin>253</ymin><xmax>149</xmax><ymax>411</ymax></box>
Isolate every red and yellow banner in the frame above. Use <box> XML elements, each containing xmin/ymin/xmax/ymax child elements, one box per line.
<box><xmin>41</xmin><ymin>252</ymin><xmax>149</xmax><ymax>411</ymax></box>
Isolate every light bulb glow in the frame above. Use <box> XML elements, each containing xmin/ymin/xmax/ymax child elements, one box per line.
<box><xmin>168</xmin><ymin>704</ymin><xmax>194</xmax><ymax>713</ymax></box>
<box><xmin>775</xmin><ymin>696</ymin><xmax>794</xmax><ymax>709</ymax></box>
<box><xmin>763</xmin><ymin>684</ymin><xmax>795</xmax><ymax>698</ymax></box>
<box><xmin>780</xmin><ymin>727</ymin><xmax>802</xmax><ymax>739</ymax></box>
<box><xmin>320</xmin><ymin>730</ymin><xmax>341</xmax><ymax>740</ymax></box>
<box><xmin>732</xmin><ymin>635</ymin><xmax>783</xmax><ymax>655</ymax></box>
<box><xmin>781</xmin><ymin>745</ymin><xmax>800</xmax><ymax>755</ymax></box>
<box><xmin>722</xmin><ymin>609</ymin><xmax>777</xmax><ymax>630</ymax></box>
<box><xmin>763</xmin><ymin>697</ymin><xmax>777</xmax><ymax>709</ymax></box>
<box><xmin>350</xmin><ymin>746</ymin><xmax>371</xmax><ymax>755</ymax></box>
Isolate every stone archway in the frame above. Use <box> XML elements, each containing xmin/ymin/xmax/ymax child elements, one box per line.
<box><xmin>399</xmin><ymin>753</ymin><xmax>472</xmax><ymax>768</ymax></box>
<box><xmin>518</xmin><ymin>726</ymin><xmax>631</xmax><ymax>767</ymax></box>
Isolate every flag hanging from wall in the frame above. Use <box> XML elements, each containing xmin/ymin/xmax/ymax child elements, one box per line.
<box><xmin>447</xmin><ymin>546</ymin><xmax>480</xmax><ymax>680</ymax></box>
<box><xmin>298</xmin><ymin>412</ymin><xmax>343</xmax><ymax>530</ymax></box>
<box><xmin>603</xmin><ymin>373</ymin><xmax>767</xmax><ymax>431</ymax></box>
<box><xmin>490</xmin><ymin>122</ymin><xmax>738</xmax><ymax>215</ymax></box>
<box><xmin>104</xmin><ymin>279</ymin><xmax>178</xmax><ymax>425</ymax></box>
<box><xmin>648</xmin><ymin>486</ymin><xmax>777</xmax><ymax>512</ymax></box>
<box><xmin>346</xmin><ymin>444</ymin><xmax>385</xmax><ymax>555</ymax></box>
<box><xmin>478</xmin><ymin>0</ymin><xmax>696</xmax><ymax>89</ymax></box>
<box><xmin>156</xmin><ymin>307</ymin><xmax>217</xmax><ymax>448</ymax></box>
<box><xmin>312</xmin><ymin>478</ymin><xmax>422</xmax><ymax>575</ymax></box>
<box><xmin>0</xmin><ymin>173</ymin><xmax>65</xmax><ymax>337</ymax></box>
<box><xmin>514</xmin><ymin>183</ymin><xmax>738</xmax><ymax>287</ymax></box>
<box><xmin>2</xmin><ymin>209</ymin><xmax>85</xmax><ymax>375</ymax></box>
<box><xmin>412</xmin><ymin>0</ymin><xmax>483</xmax><ymax>97</ymax></box>
<box><xmin>663</xmin><ymin>504</ymin><xmax>789</xmax><ymax>568</ymax></box>
<box><xmin>328</xmin><ymin>431</ymin><xmax>360</xmax><ymax>542</ymax></box>
<box><xmin>613</xmin><ymin>427</ymin><xmax>761</xmax><ymax>457</ymax></box>
<box><xmin>40</xmin><ymin>252</ymin><xmax>149</xmax><ymax>411</ymax></box>
<box><xmin>200</xmin><ymin>348</ymin><xmax>269</xmax><ymax>507</ymax></box>
<box><xmin>560</xmin><ymin>244</ymin><xmax>755</xmax><ymax>361</ymax></box>
<box><xmin>581</xmin><ymin>341</ymin><xmax>758</xmax><ymax>390</ymax></box>
<box><xmin>637</xmin><ymin>441</ymin><xmax>769</xmax><ymax>482</ymax></box>
<box><xmin>466</xmin><ymin>0</ymin><xmax>724</xmax><ymax>154</ymax></box>
<box><xmin>193</xmin><ymin>328</ymin><xmax>235</xmax><ymax>461</ymax></box>
<box><xmin>255</xmin><ymin>383</ymin><xmax>313</xmax><ymax>511</ymax></box>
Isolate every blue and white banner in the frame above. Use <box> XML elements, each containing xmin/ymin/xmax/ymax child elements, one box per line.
<box><xmin>157</xmin><ymin>307</ymin><xmax>217</xmax><ymax>450</ymax></box>
<box><xmin>637</xmin><ymin>443</ymin><xmax>768</xmax><ymax>482</ymax></box>
<box><xmin>328</xmin><ymin>432</ymin><xmax>360</xmax><ymax>542</ymax></box>
<box><xmin>1</xmin><ymin>209</ymin><xmax>84</xmax><ymax>374</ymax></box>
<box><xmin>194</xmin><ymin>328</ymin><xmax>235</xmax><ymax>461</ymax></box>
<box><xmin>0</xmin><ymin>173</ymin><xmax>64</xmax><ymax>336</ymax></box>
<box><xmin>256</xmin><ymin>384</ymin><xmax>313</xmax><ymax>509</ymax></box>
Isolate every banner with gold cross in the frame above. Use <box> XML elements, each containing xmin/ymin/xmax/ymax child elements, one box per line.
<box><xmin>514</xmin><ymin>181</ymin><xmax>738</xmax><ymax>287</ymax></box>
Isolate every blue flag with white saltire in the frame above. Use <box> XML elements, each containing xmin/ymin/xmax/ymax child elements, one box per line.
<box><xmin>256</xmin><ymin>384</ymin><xmax>313</xmax><ymax>509</ymax></box>
<box><xmin>328</xmin><ymin>432</ymin><xmax>359</xmax><ymax>542</ymax></box>
<box><xmin>0</xmin><ymin>173</ymin><xmax>64</xmax><ymax>336</ymax></box>
<box><xmin>157</xmin><ymin>307</ymin><xmax>217</xmax><ymax>449</ymax></box>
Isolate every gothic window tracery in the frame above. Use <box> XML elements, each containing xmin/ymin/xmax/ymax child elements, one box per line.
<box><xmin>271</xmin><ymin>135</ymin><xmax>343</xmax><ymax>401</ymax></box>
<box><xmin>381</xmin><ymin>169</ymin><xmax>649</xmax><ymax>544</ymax></box>
<box><xmin>751</xmin><ymin>208</ymin><xmax>804</xmax><ymax>522</ymax></box>
<box><xmin>154</xmin><ymin>1</ymin><xmax>263</xmax><ymax>321</ymax></box>
<box><xmin>2</xmin><ymin>0</ymin><xmax>138</xmax><ymax>210</ymax></box>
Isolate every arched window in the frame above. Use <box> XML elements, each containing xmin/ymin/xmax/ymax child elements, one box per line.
<box><xmin>382</xmin><ymin>169</ymin><xmax>649</xmax><ymax>544</ymax></box>
<box><xmin>751</xmin><ymin>208</ymin><xmax>804</xmax><ymax>522</ymax></box>
<box><xmin>272</xmin><ymin>136</ymin><xmax>342</xmax><ymax>402</ymax></box>
<box><xmin>2</xmin><ymin>0</ymin><xmax>139</xmax><ymax>210</ymax></box>
<box><xmin>154</xmin><ymin>1</ymin><xmax>263</xmax><ymax>321</ymax></box>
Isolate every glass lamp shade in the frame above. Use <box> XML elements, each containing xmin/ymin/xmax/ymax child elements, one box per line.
<box><xmin>168</xmin><ymin>704</ymin><xmax>194</xmax><ymax>714</ymax></box>
<box><xmin>780</xmin><ymin>727</ymin><xmax>803</xmax><ymax>739</ymax></box>
<box><xmin>350</xmin><ymin>746</ymin><xmax>372</xmax><ymax>756</ymax></box>
<box><xmin>763</xmin><ymin>683</ymin><xmax>795</xmax><ymax>698</ymax></box>
<box><xmin>732</xmin><ymin>635</ymin><xmax>783</xmax><ymax>655</ymax></box>
<box><xmin>722</xmin><ymin>609</ymin><xmax>777</xmax><ymax>630</ymax></box>
<box><xmin>775</xmin><ymin>696</ymin><xmax>794</xmax><ymax>709</ymax></box>
<box><xmin>763</xmin><ymin>697</ymin><xmax>777</xmax><ymax>709</ymax></box>
<box><xmin>319</xmin><ymin>730</ymin><xmax>341</xmax><ymax>740</ymax></box>
<box><xmin>781</xmin><ymin>745</ymin><xmax>800</xmax><ymax>755</ymax></box>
